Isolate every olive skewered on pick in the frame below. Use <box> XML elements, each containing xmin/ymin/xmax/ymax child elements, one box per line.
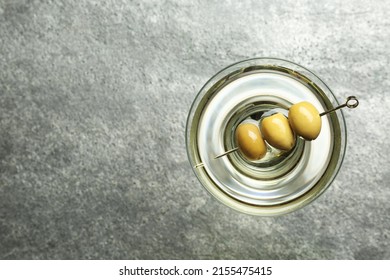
<box><xmin>214</xmin><ymin>96</ymin><xmax>359</xmax><ymax>161</ymax></box>
<box><xmin>288</xmin><ymin>95</ymin><xmax>359</xmax><ymax>141</ymax></box>
<box><xmin>235</xmin><ymin>122</ymin><xmax>267</xmax><ymax>161</ymax></box>
<box><xmin>288</xmin><ymin>101</ymin><xmax>322</xmax><ymax>141</ymax></box>
<box><xmin>261</xmin><ymin>112</ymin><xmax>295</xmax><ymax>151</ymax></box>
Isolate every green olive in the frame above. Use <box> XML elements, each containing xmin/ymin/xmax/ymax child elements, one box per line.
<box><xmin>235</xmin><ymin>123</ymin><xmax>267</xmax><ymax>161</ymax></box>
<box><xmin>288</xmin><ymin>101</ymin><xmax>322</xmax><ymax>140</ymax></box>
<box><xmin>261</xmin><ymin>113</ymin><xmax>295</xmax><ymax>151</ymax></box>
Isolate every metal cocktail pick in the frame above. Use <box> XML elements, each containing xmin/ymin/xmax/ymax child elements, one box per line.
<box><xmin>213</xmin><ymin>96</ymin><xmax>359</xmax><ymax>160</ymax></box>
<box><xmin>319</xmin><ymin>95</ymin><xmax>359</xmax><ymax>116</ymax></box>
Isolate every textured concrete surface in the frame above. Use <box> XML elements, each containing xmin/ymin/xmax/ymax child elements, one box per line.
<box><xmin>1</xmin><ymin>0</ymin><xmax>389</xmax><ymax>259</ymax></box>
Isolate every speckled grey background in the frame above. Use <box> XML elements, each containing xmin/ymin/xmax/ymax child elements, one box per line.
<box><xmin>1</xmin><ymin>0</ymin><xmax>389</xmax><ymax>260</ymax></box>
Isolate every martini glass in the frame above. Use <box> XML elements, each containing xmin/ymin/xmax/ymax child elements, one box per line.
<box><xmin>186</xmin><ymin>58</ymin><xmax>347</xmax><ymax>216</ymax></box>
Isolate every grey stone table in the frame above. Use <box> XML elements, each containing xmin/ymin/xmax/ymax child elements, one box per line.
<box><xmin>1</xmin><ymin>0</ymin><xmax>389</xmax><ymax>259</ymax></box>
